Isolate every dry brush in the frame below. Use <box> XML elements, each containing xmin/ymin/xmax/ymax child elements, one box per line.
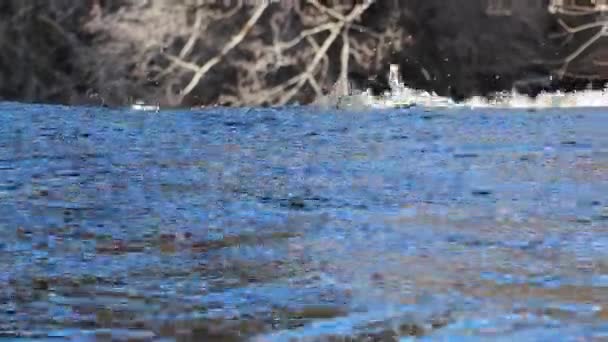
<box><xmin>1</xmin><ymin>0</ymin><xmax>606</xmax><ymax>107</ymax></box>
<box><xmin>83</xmin><ymin>0</ymin><xmax>407</xmax><ymax>107</ymax></box>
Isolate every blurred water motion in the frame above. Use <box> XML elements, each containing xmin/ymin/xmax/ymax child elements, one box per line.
<box><xmin>0</xmin><ymin>103</ymin><xmax>608</xmax><ymax>341</ymax></box>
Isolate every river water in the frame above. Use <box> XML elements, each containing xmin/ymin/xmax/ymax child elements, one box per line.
<box><xmin>1</xmin><ymin>102</ymin><xmax>608</xmax><ymax>341</ymax></box>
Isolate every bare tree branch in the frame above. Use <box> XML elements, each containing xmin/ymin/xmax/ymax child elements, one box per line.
<box><xmin>172</xmin><ymin>2</ymin><xmax>269</xmax><ymax>103</ymax></box>
<box><xmin>559</xmin><ymin>26</ymin><xmax>606</xmax><ymax>75</ymax></box>
<box><xmin>155</xmin><ymin>7</ymin><xmax>205</xmax><ymax>80</ymax></box>
<box><xmin>548</xmin><ymin>6</ymin><xmax>608</xmax><ymax>78</ymax></box>
<box><xmin>276</xmin><ymin>1</ymin><xmax>374</xmax><ymax>105</ymax></box>
<box><xmin>278</xmin><ymin>26</ymin><xmax>342</xmax><ymax>105</ymax></box>
<box><xmin>308</xmin><ymin>0</ymin><xmax>346</xmax><ymax>22</ymax></box>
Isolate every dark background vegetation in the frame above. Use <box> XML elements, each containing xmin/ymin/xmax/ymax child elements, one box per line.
<box><xmin>0</xmin><ymin>0</ymin><xmax>606</xmax><ymax>107</ymax></box>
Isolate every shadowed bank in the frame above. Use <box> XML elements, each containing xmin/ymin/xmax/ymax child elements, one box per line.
<box><xmin>0</xmin><ymin>0</ymin><xmax>607</xmax><ymax>107</ymax></box>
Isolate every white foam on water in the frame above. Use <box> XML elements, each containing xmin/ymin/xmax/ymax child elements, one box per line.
<box><xmin>329</xmin><ymin>85</ymin><xmax>608</xmax><ymax>111</ymax></box>
<box><xmin>464</xmin><ymin>88</ymin><xmax>608</xmax><ymax>109</ymax></box>
<box><xmin>370</xmin><ymin>86</ymin><xmax>608</xmax><ymax>110</ymax></box>
<box><xmin>335</xmin><ymin>64</ymin><xmax>608</xmax><ymax>110</ymax></box>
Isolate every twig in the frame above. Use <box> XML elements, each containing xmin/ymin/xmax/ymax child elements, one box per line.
<box><xmin>595</xmin><ymin>59</ymin><xmax>608</xmax><ymax>66</ymax></box>
<box><xmin>556</xmin><ymin>18</ymin><xmax>608</xmax><ymax>35</ymax></box>
<box><xmin>551</xmin><ymin>5</ymin><xmax>603</xmax><ymax>16</ymax></box>
<box><xmin>339</xmin><ymin>28</ymin><xmax>351</xmax><ymax>96</ymax></box>
<box><xmin>156</xmin><ymin>7</ymin><xmax>205</xmax><ymax>80</ymax></box>
<box><xmin>305</xmin><ymin>36</ymin><xmax>329</xmax><ymax>97</ymax></box>
<box><xmin>307</xmin><ymin>0</ymin><xmax>346</xmax><ymax>22</ymax></box>
<box><xmin>276</xmin><ymin>22</ymin><xmax>337</xmax><ymax>50</ymax></box>
<box><xmin>558</xmin><ymin>27</ymin><xmax>606</xmax><ymax>76</ymax></box>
